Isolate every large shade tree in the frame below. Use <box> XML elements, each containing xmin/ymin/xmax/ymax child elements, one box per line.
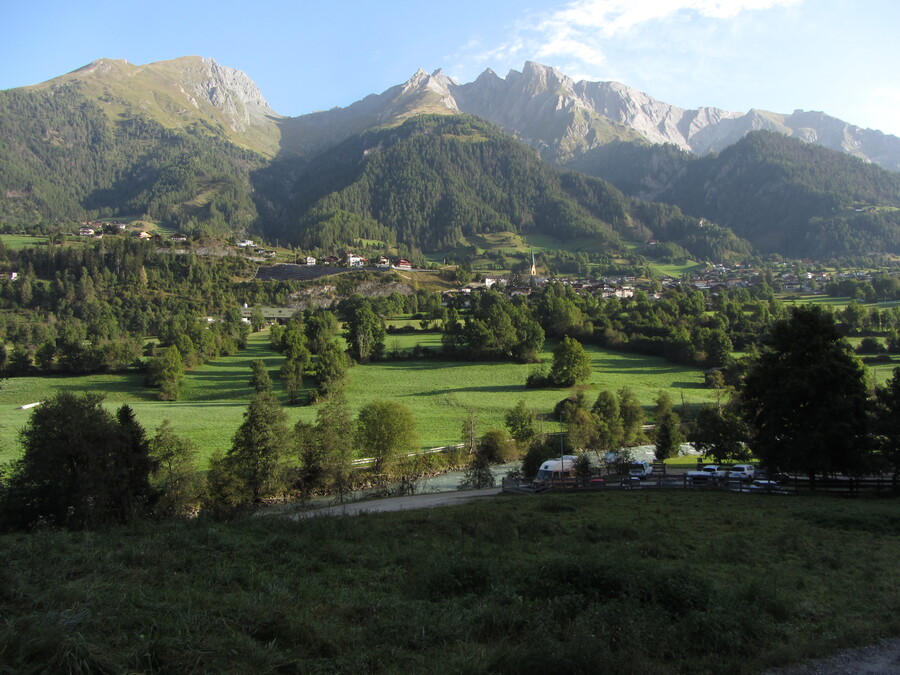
<box><xmin>549</xmin><ymin>336</ymin><xmax>592</xmax><ymax>387</ymax></box>
<box><xmin>356</xmin><ymin>399</ymin><xmax>418</xmax><ymax>477</ymax></box>
<box><xmin>738</xmin><ymin>305</ymin><xmax>869</xmax><ymax>483</ymax></box>
<box><xmin>346</xmin><ymin>301</ymin><xmax>386</xmax><ymax>364</ymax></box>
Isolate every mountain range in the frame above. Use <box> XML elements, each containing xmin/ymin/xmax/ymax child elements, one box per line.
<box><xmin>282</xmin><ymin>61</ymin><xmax>900</xmax><ymax>172</ymax></box>
<box><xmin>1</xmin><ymin>56</ymin><xmax>899</xmax><ymax>260</ymax></box>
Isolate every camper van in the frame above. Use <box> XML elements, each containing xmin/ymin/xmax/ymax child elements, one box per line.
<box><xmin>535</xmin><ymin>456</ymin><xmax>580</xmax><ymax>482</ymax></box>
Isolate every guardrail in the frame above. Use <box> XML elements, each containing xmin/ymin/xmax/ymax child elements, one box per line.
<box><xmin>351</xmin><ymin>444</ymin><xmax>464</xmax><ymax>467</ymax></box>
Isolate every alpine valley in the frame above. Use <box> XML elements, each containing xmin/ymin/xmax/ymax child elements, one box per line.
<box><xmin>2</xmin><ymin>56</ymin><xmax>899</xmax><ymax>261</ymax></box>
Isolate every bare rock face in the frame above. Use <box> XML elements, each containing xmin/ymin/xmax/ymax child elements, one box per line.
<box><xmin>37</xmin><ymin>56</ymin><xmax>900</xmax><ymax>168</ymax></box>
<box><xmin>185</xmin><ymin>57</ymin><xmax>278</xmax><ymax>132</ymax></box>
<box><xmin>308</xmin><ymin>60</ymin><xmax>895</xmax><ymax>170</ymax></box>
<box><xmin>445</xmin><ymin>63</ymin><xmax>900</xmax><ymax>170</ymax></box>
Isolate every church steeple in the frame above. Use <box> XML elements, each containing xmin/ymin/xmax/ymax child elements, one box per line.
<box><xmin>530</xmin><ymin>248</ymin><xmax>537</xmax><ymax>276</ymax></box>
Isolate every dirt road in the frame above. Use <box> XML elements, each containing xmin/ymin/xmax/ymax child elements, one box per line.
<box><xmin>293</xmin><ymin>487</ymin><xmax>503</xmax><ymax>519</ymax></box>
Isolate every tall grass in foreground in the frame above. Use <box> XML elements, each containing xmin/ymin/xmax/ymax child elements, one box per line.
<box><xmin>0</xmin><ymin>491</ymin><xmax>897</xmax><ymax>673</ymax></box>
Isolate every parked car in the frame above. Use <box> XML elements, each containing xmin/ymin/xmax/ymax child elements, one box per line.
<box><xmin>628</xmin><ymin>461</ymin><xmax>654</xmax><ymax>479</ymax></box>
<box><xmin>685</xmin><ymin>465</ymin><xmax>729</xmax><ymax>482</ymax></box>
<box><xmin>749</xmin><ymin>479</ymin><xmax>789</xmax><ymax>495</ymax></box>
<box><xmin>728</xmin><ymin>464</ymin><xmax>756</xmax><ymax>480</ymax></box>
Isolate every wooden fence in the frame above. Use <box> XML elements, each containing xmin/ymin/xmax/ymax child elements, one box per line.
<box><xmin>502</xmin><ymin>475</ymin><xmax>898</xmax><ymax>497</ymax></box>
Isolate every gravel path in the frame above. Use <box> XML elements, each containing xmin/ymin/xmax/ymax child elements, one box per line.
<box><xmin>763</xmin><ymin>638</ymin><xmax>900</xmax><ymax>674</ymax></box>
<box><xmin>293</xmin><ymin>487</ymin><xmax>503</xmax><ymax>518</ymax></box>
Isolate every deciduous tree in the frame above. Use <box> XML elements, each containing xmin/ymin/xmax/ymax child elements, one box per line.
<box><xmin>617</xmin><ymin>387</ymin><xmax>645</xmax><ymax>447</ymax></box>
<box><xmin>148</xmin><ymin>345</ymin><xmax>184</xmax><ymax>401</ymax></box>
<box><xmin>280</xmin><ymin>357</ymin><xmax>306</xmax><ymax>405</ymax></box>
<box><xmin>549</xmin><ymin>336</ymin><xmax>591</xmax><ymax>387</ymax></box>
<box><xmin>314</xmin><ymin>340</ymin><xmax>350</xmax><ymax>397</ymax></box>
<box><xmin>346</xmin><ymin>301</ymin><xmax>385</xmax><ymax>364</ymax></box>
<box><xmin>149</xmin><ymin>419</ymin><xmax>200</xmax><ymax>517</ymax></box>
<box><xmin>317</xmin><ymin>391</ymin><xmax>355</xmax><ymax>502</ymax></box>
<box><xmin>504</xmin><ymin>399</ymin><xmax>538</xmax><ymax>448</ymax></box>
<box><xmin>689</xmin><ymin>403</ymin><xmax>750</xmax><ymax>463</ymax></box>
<box><xmin>356</xmin><ymin>400</ymin><xmax>418</xmax><ymax>478</ymax></box>
<box><xmin>869</xmin><ymin>367</ymin><xmax>900</xmax><ymax>485</ymax></box>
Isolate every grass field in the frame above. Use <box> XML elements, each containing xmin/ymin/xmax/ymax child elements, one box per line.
<box><xmin>0</xmin><ymin>234</ymin><xmax>49</xmax><ymax>249</ymax></box>
<box><xmin>779</xmin><ymin>294</ymin><xmax>900</xmax><ymax>311</ymax></box>
<box><xmin>297</xmin><ymin>342</ymin><xmax>715</xmax><ymax>450</ymax></box>
<box><xmin>0</xmin><ymin>330</ymin><xmax>716</xmax><ymax>465</ymax></box>
<box><xmin>1</xmin><ymin>490</ymin><xmax>897</xmax><ymax>673</ymax></box>
<box><xmin>649</xmin><ymin>260</ymin><xmax>706</xmax><ymax>277</ymax></box>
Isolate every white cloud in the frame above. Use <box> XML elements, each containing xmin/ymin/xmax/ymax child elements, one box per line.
<box><xmin>452</xmin><ymin>0</ymin><xmax>801</xmax><ymax>81</ymax></box>
<box><xmin>545</xmin><ymin>0</ymin><xmax>801</xmax><ymax>36</ymax></box>
<box><xmin>532</xmin><ymin>0</ymin><xmax>801</xmax><ymax>68</ymax></box>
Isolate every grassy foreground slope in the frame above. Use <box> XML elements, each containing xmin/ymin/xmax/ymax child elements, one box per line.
<box><xmin>1</xmin><ymin>491</ymin><xmax>897</xmax><ymax>673</ymax></box>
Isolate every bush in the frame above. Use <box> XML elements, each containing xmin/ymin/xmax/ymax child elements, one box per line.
<box><xmin>480</xmin><ymin>430</ymin><xmax>517</xmax><ymax>464</ymax></box>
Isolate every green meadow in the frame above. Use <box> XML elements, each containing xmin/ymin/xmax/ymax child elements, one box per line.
<box><xmin>0</xmin><ymin>330</ymin><xmax>717</xmax><ymax>465</ymax></box>
<box><xmin>0</xmin><ymin>234</ymin><xmax>50</xmax><ymax>250</ymax></box>
<box><xmin>649</xmin><ymin>260</ymin><xmax>706</xmax><ymax>277</ymax></box>
<box><xmin>780</xmin><ymin>294</ymin><xmax>900</xmax><ymax>311</ymax></box>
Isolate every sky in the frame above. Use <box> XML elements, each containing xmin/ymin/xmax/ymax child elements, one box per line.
<box><xmin>2</xmin><ymin>0</ymin><xmax>899</xmax><ymax>136</ymax></box>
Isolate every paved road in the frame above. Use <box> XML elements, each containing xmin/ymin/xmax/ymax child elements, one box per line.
<box><xmin>293</xmin><ymin>487</ymin><xmax>503</xmax><ymax>519</ymax></box>
<box><xmin>763</xmin><ymin>638</ymin><xmax>900</xmax><ymax>674</ymax></box>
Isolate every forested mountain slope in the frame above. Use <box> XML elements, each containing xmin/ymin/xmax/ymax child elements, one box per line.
<box><xmin>257</xmin><ymin>115</ymin><xmax>750</xmax><ymax>258</ymax></box>
<box><xmin>0</xmin><ymin>83</ymin><xmax>264</xmax><ymax>237</ymax></box>
<box><xmin>570</xmin><ymin>131</ymin><xmax>900</xmax><ymax>258</ymax></box>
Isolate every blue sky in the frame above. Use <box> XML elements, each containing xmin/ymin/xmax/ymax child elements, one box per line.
<box><xmin>2</xmin><ymin>0</ymin><xmax>898</xmax><ymax>136</ymax></box>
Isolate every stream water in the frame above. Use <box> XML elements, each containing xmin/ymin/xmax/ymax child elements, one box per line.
<box><xmin>289</xmin><ymin>444</ymin><xmax>701</xmax><ymax>512</ymax></box>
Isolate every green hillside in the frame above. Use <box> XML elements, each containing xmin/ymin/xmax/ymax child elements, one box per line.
<box><xmin>570</xmin><ymin>131</ymin><xmax>900</xmax><ymax>259</ymax></box>
<box><xmin>0</xmin><ymin>84</ymin><xmax>264</xmax><ymax>237</ymax></box>
<box><xmin>259</xmin><ymin>114</ymin><xmax>750</xmax><ymax>259</ymax></box>
<box><xmin>29</xmin><ymin>57</ymin><xmax>282</xmax><ymax>157</ymax></box>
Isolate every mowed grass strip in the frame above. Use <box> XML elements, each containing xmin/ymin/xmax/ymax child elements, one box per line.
<box><xmin>0</xmin><ymin>491</ymin><xmax>897</xmax><ymax>673</ymax></box>
<box><xmin>0</xmin><ymin>330</ymin><xmax>716</xmax><ymax>464</ymax></box>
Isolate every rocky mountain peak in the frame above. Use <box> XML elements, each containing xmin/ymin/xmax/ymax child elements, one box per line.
<box><xmin>180</xmin><ymin>57</ymin><xmax>278</xmax><ymax>130</ymax></box>
<box><xmin>401</xmin><ymin>68</ymin><xmax>456</xmax><ymax>99</ymax></box>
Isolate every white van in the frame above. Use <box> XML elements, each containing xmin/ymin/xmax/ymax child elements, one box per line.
<box><xmin>629</xmin><ymin>461</ymin><xmax>654</xmax><ymax>478</ymax></box>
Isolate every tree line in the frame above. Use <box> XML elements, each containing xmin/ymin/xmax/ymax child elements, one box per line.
<box><xmin>2</xmin><ymin>304</ymin><xmax>898</xmax><ymax>532</ymax></box>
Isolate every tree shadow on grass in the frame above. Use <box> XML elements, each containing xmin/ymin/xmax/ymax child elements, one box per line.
<box><xmin>669</xmin><ymin>381</ymin><xmax>707</xmax><ymax>390</ymax></box>
<box><xmin>370</xmin><ymin>359</ymin><xmax>492</xmax><ymax>371</ymax></box>
<box><xmin>54</xmin><ymin>376</ymin><xmax>159</xmax><ymax>402</ymax></box>
<box><xmin>598</xmin><ymin>366</ymin><xmax>687</xmax><ymax>376</ymax></box>
<box><xmin>406</xmin><ymin>384</ymin><xmax>526</xmax><ymax>397</ymax></box>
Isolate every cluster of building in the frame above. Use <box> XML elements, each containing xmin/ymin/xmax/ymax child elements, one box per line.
<box><xmin>76</xmin><ymin>222</ymin><xmax>191</xmax><ymax>243</ymax></box>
